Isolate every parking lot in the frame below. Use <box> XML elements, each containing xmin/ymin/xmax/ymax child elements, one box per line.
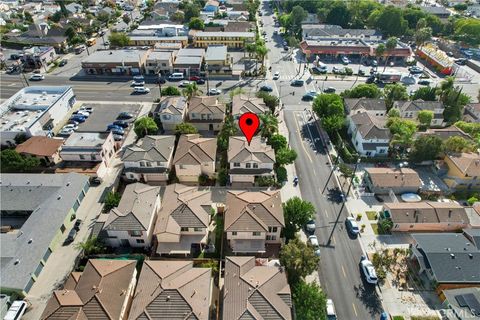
<box><xmin>76</xmin><ymin>103</ymin><xmax>142</xmax><ymax>133</ymax></box>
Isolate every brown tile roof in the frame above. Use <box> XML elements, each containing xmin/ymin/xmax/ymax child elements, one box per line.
<box><xmin>365</xmin><ymin>167</ymin><xmax>421</xmax><ymax>189</ymax></box>
<box><xmin>41</xmin><ymin>259</ymin><xmax>137</xmax><ymax>320</ymax></box>
<box><xmin>232</xmin><ymin>95</ymin><xmax>268</xmax><ymax>116</ymax></box>
<box><xmin>188</xmin><ymin>96</ymin><xmax>226</xmax><ymax>115</ymax></box>
<box><xmin>128</xmin><ymin>260</ymin><xmax>212</xmax><ymax>319</ymax></box>
<box><xmin>154</xmin><ymin>184</ymin><xmax>211</xmax><ymax>243</ymax></box>
<box><xmin>225</xmin><ymin>190</ymin><xmax>284</xmax><ymax>232</ymax></box>
<box><xmin>350</xmin><ymin>112</ymin><xmax>390</xmax><ymax>140</ymax></box>
<box><xmin>228</xmin><ymin>136</ymin><xmax>275</xmax><ymax>164</ymax></box>
<box><xmin>15</xmin><ymin>136</ymin><xmax>63</xmax><ymax>157</ymax></box>
<box><xmin>384</xmin><ymin>201</ymin><xmax>469</xmax><ymax>224</ymax></box>
<box><xmin>224</xmin><ymin>21</ymin><xmax>253</xmax><ymax>32</ymax></box>
<box><xmin>173</xmin><ymin>134</ymin><xmax>217</xmax><ymax>165</ymax></box>
<box><xmin>223</xmin><ymin>257</ymin><xmax>292</xmax><ymax>320</ymax></box>
<box><xmin>446</xmin><ymin>153</ymin><xmax>480</xmax><ymax>177</ymax></box>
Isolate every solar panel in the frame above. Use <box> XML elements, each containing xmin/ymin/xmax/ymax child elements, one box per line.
<box><xmin>464</xmin><ymin>293</ymin><xmax>480</xmax><ymax>316</ymax></box>
<box><xmin>455</xmin><ymin>295</ymin><xmax>467</xmax><ymax>307</ymax></box>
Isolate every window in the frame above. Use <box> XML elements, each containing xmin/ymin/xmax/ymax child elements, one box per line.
<box><xmin>232</xmin><ymin>231</ymin><xmax>237</xmax><ymax>236</ymax></box>
<box><xmin>161</xmin><ymin>63</ymin><xmax>167</xmax><ymax>67</ymax></box>
<box><xmin>266</xmin><ymin>235</ymin><xmax>276</xmax><ymax>241</ymax></box>
<box><xmin>233</xmin><ymin>163</ymin><xmax>240</xmax><ymax>167</ymax></box>
<box><xmin>90</xmin><ymin>154</ymin><xmax>96</xmax><ymax>160</ymax></box>
<box><xmin>157</xmin><ymin>161</ymin><xmax>163</xmax><ymax>166</ymax></box>
<box><xmin>246</xmin><ymin>163</ymin><xmax>251</xmax><ymax>168</ymax></box>
<box><xmin>146</xmin><ymin>162</ymin><xmax>152</xmax><ymax>167</ymax></box>
<box><xmin>140</xmin><ymin>162</ymin><xmax>145</xmax><ymax>167</ymax></box>
<box><xmin>179</xmin><ymin>164</ymin><xmax>186</xmax><ymax>169</ymax></box>
<box><xmin>79</xmin><ymin>155</ymin><xmax>85</xmax><ymax>160</ymax></box>
<box><xmin>379</xmin><ymin>149</ymin><xmax>386</xmax><ymax>154</ymax></box>
<box><xmin>268</xmin><ymin>227</ymin><xmax>277</xmax><ymax>233</ymax></box>
<box><xmin>162</xmin><ymin>114</ymin><xmax>171</xmax><ymax>120</ymax></box>
<box><xmin>194</xmin><ymin>227</ymin><xmax>203</xmax><ymax>232</ymax></box>
<box><xmin>252</xmin><ymin>231</ymin><xmax>261</xmax><ymax>236</ymax></box>
<box><xmin>253</xmin><ymin>163</ymin><xmax>258</xmax><ymax>168</ymax></box>
<box><xmin>181</xmin><ymin>227</ymin><xmax>189</xmax><ymax>232</ymax></box>
<box><xmin>128</xmin><ymin>230</ymin><xmax>142</xmax><ymax>237</ymax></box>
<box><xmin>136</xmin><ymin>239</ymin><xmax>145</xmax><ymax>244</ymax></box>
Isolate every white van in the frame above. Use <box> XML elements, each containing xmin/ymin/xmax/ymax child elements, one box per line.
<box><xmin>168</xmin><ymin>73</ymin><xmax>184</xmax><ymax>81</ymax></box>
<box><xmin>4</xmin><ymin>301</ymin><xmax>27</xmax><ymax>320</ymax></box>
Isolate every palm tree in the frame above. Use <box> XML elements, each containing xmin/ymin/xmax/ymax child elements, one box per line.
<box><xmin>182</xmin><ymin>83</ymin><xmax>202</xmax><ymax>100</ymax></box>
<box><xmin>256</xmin><ymin>45</ymin><xmax>269</xmax><ymax>70</ymax></box>
<box><xmin>375</xmin><ymin>43</ymin><xmax>385</xmax><ymax>67</ymax></box>
<box><xmin>259</xmin><ymin>112</ymin><xmax>278</xmax><ymax>138</ymax></box>
<box><xmin>390</xmin><ymin>133</ymin><xmax>414</xmax><ymax>159</ymax></box>
<box><xmin>383</xmin><ymin>37</ymin><xmax>398</xmax><ymax>72</ymax></box>
<box><xmin>245</xmin><ymin>43</ymin><xmax>256</xmax><ymax>59</ymax></box>
<box><xmin>75</xmin><ymin>237</ymin><xmax>105</xmax><ymax>256</ymax></box>
<box><xmin>438</xmin><ymin>76</ymin><xmax>454</xmax><ymax>103</ymax></box>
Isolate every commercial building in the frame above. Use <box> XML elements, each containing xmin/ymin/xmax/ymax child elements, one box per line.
<box><xmin>173</xmin><ymin>48</ymin><xmax>205</xmax><ymax>76</ymax></box>
<box><xmin>145</xmin><ymin>50</ymin><xmax>175</xmax><ymax>75</ymax></box>
<box><xmin>128</xmin><ymin>35</ymin><xmax>188</xmax><ymax>47</ymax></box>
<box><xmin>0</xmin><ymin>173</ymin><xmax>89</xmax><ymax>296</ymax></box>
<box><xmin>302</xmin><ymin>24</ymin><xmax>382</xmax><ymax>40</ymax></box>
<box><xmin>192</xmin><ymin>31</ymin><xmax>255</xmax><ymax>48</ymax></box>
<box><xmin>0</xmin><ymin>86</ymin><xmax>76</xmax><ymax>146</ymax></box>
<box><xmin>21</xmin><ymin>46</ymin><xmax>57</xmax><ymax>70</ymax></box>
<box><xmin>81</xmin><ymin>49</ymin><xmax>150</xmax><ymax>75</ymax></box>
<box><xmin>205</xmin><ymin>45</ymin><xmax>233</xmax><ymax>75</ymax></box>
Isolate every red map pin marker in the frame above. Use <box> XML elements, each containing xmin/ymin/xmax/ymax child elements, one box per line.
<box><xmin>239</xmin><ymin>112</ymin><xmax>260</xmax><ymax>145</ymax></box>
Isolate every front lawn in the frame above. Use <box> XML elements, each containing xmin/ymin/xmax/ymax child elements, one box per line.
<box><xmin>393</xmin><ymin>316</ymin><xmax>405</xmax><ymax>320</ymax></box>
<box><xmin>371</xmin><ymin>223</ymin><xmax>379</xmax><ymax>235</ymax></box>
<box><xmin>366</xmin><ymin>211</ymin><xmax>378</xmax><ymax>220</ymax></box>
<box><xmin>411</xmin><ymin>317</ymin><xmax>440</xmax><ymax>320</ymax></box>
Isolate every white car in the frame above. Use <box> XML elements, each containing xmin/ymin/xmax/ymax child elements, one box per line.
<box><xmin>208</xmin><ymin>88</ymin><xmax>221</xmax><ymax>95</ymax></box>
<box><xmin>79</xmin><ymin>106</ymin><xmax>93</xmax><ymax>113</ymax></box>
<box><xmin>63</xmin><ymin>124</ymin><xmax>78</xmax><ymax>131</ymax></box>
<box><xmin>341</xmin><ymin>56</ymin><xmax>350</xmax><ymax>64</ymax></box>
<box><xmin>179</xmin><ymin>80</ymin><xmax>192</xmax><ymax>87</ymax></box>
<box><xmin>4</xmin><ymin>301</ymin><xmax>27</xmax><ymax>320</ymax></box>
<box><xmin>59</xmin><ymin>128</ymin><xmax>74</xmax><ymax>135</ymax></box>
<box><xmin>134</xmin><ymin>87</ymin><xmax>150</xmax><ymax>94</ymax></box>
<box><xmin>360</xmin><ymin>256</ymin><xmax>378</xmax><ymax>284</ymax></box>
<box><xmin>273</xmin><ymin>71</ymin><xmax>280</xmax><ymax>80</ymax></box>
<box><xmin>131</xmin><ymin>80</ymin><xmax>145</xmax><ymax>86</ymax></box>
<box><xmin>74</xmin><ymin>110</ymin><xmax>90</xmax><ymax>118</ymax></box>
<box><xmin>345</xmin><ymin>217</ymin><xmax>360</xmax><ymax>236</ymax></box>
<box><xmin>29</xmin><ymin>74</ymin><xmax>44</xmax><ymax>81</ymax></box>
<box><xmin>308</xmin><ymin>235</ymin><xmax>321</xmax><ymax>256</ymax></box>
<box><xmin>326</xmin><ymin>299</ymin><xmax>337</xmax><ymax>319</ymax></box>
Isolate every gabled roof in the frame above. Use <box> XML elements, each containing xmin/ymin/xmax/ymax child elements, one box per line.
<box><xmin>122</xmin><ymin>135</ymin><xmax>175</xmax><ymax>162</ymax></box>
<box><xmin>103</xmin><ymin>183</ymin><xmax>160</xmax><ymax>232</ymax></box>
<box><xmin>41</xmin><ymin>259</ymin><xmax>137</xmax><ymax>320</ymax></box>
<box><xmin>344</xmin><ymin>98</ymin><xmax>387</xmax><ymax>114</ymax></box>
<box><xmin>154</xmin><ymin>184</ymin><xmax>211</xmax><ymax>242</ymax></box>
<box><xmin>153</xmin><ymin>96</ymin><xmax>188</xmax><ymax>116</ymax></box>
<box><xmin>129</xmin><ymin>260</ymin><xmax>211</xmax><ymax>320</ymax></box>
<box><xmin>393</xmin><ymin>100</ymin><xmax>444</xmax><ymax>113</ymax></box>
<box><xmin>365</xmin><ymin>167</ymin><xmax>421</xmax><ymax>189</ymax></box>
<box><xmin>173</xmin><ymin>134</ymin><xmax>217</xmax><ymax>165</ymax></box>
<box><xmin>419</xmin><ymin>125</ymin><xmax>473</xmax><ymax>141</ymax></box>
<box><xmin>384</xmin><ymin>201</ymin><xmax>469</xmax><ymax>225</ymax></box>
<box><xmin>15</xmin><ymin>136</ymin><xmax>63</xmax><ymax>157</ymax></box>
<box><xmin>188</xmin><ymin>96</ymin><xmax>226</xmax><ymax>115</ymax></box>
<box><xmin>350</xmin><ymin>112</ymin><xmax>390</xmax><ymax>140</ymax></box>
<box><xmin>225</xmin><ymin>190</ymin><xmax>284</xmax><ymax>232</ymax></box>
<box><xmin>223</xmin><ymin>257</ymin><xmax>292</xmax><ymax>320</ymax></box>
<box><xmin>445</xmin><ymin>153</ymin><xmax>480</xmax><ymax>177</ymax></box>
<box><xmin>232</xmin><ymin>95</ymin><xmax>268</xmax><ymax>116</ymax></box>
<box><xmin>228</xmin><ymin>136</ymin><xmax>275</xmax><ymax>164</ymax></box>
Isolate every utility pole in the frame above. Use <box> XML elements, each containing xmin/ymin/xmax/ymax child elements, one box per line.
<box><xmin>322</xmin><ymin>155</ymin><xmax>340</xmax><ymax>194</ymax></box>
<box><xmin>205</xmin><ymin>63</ymin><xmax>210</xmax><ymax>94</ymax></box>
<box><xmin>326</xmin><ymin>158</ymin><xmax>361</xmax><ymax>246</ymax></box>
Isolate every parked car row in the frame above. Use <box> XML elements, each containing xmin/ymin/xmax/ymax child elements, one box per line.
<box><xmin>59</xmin><ymin>106</ymin><xmax>94</xmax><ymax>136</ymax></box>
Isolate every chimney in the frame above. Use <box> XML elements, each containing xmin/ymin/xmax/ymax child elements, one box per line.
<box><xmin>450</xmin><ymin>254</ymin><xmax>455</xmax><ymax>259</ymax></box>
<box><xmin>166</xmin><ymin>295</ymin><xmax>171</xmax><ymax>301</ymax></box>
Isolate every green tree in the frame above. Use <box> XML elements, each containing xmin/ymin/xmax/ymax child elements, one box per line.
<box><xmin>75</xmin><ymin>237</ymin><xmax>105</xmax><ymax>256</ymax></box>
<box><xmin>290</xmin><ymin>5</ymin><xmax>307</xmax><ymax>36</ymax></box>
<box><xmin>282</xmin><ymin>196</ymin><xmax>316</xmax><ymax>240</ymax></box>
<box><xmin>276</xmin><ymin>148</ymin><xmax>297</xmax><ymax>166</ymax></box>
<box><xmin>280</xmin><ymin>238</ymin><xmax>319</xmax><ymax>283</ymax></box>
<box><xmin>188</xmin><ymin>17</ymin><xmax>205</xmax><ymax>30</ymax></box>
<box><xmin>255</xmin><ymin>44</ymin><xmax>269</xmax><ymax>69</ymax></box>
<box><xmin>97</xmin><ymin>12</ymin><xmax>112</xmax><ymax>25</ymax></box>
<box><xmin>322</xmin><ymin>114</ymin><xmax>345</xmax><ymax>133</ymax></box>
<box><xmin>50</xmin><ymin>11</ymin><xmax>63</xmax><ymax>23</ymax></box>
<box><xmin>326</xmin><ymin>1</ymin><xmax>351</xmax><ymax>28</ymax></box>
<box><xmin>183</xmin><ymin>3</ymin><xmax>200</xmax><ymax>22</ymax></box>
<box><xmin>259</xmin><ymin>113</ymin><xmax>278</xmax><ymax>138</ymax></box>
<box><xmin>383</xmin><ymin>37</ymin><xmax>398</xmax><ymax>71</ymax></box>
<box><xmin>375</xmin><ymin>43</ymin><xmax>386</xmax><ymax>62</ymax></box>
<box><xmin>443</xmin><ymin>136</ymin><xmax>476</xmax><ymax>153</ymax></box>
<box><xmin>134</xmin><ymin>117</ymin><xmax>158</xmax><ymax>138</ymax></box>
<box><xmin>24</xmin><ymin>11</ymin><xmax>33</xmax><ymax>23</ymax></box>
<box><xmin>293</xmin><ymin>281</ymin><xmax>327</xmax><ymax>320</ymax></box>
<box><xmin>415</xmin><ymin>26</ymin><xmax>433</xmax><ymax>49</ymax></box>
<box><xmin>122</xmin><ymin>14</ymin><xmax>131</xmax><ymax>24</ymax></box>
<box><xmin>287</xmin><ymin>36</ymin><xmax>300</xmax><ymax>48</ymax></box>
<box><xmin>370</xmin><ymin>5</ymin><xmax>408</xmax><ymax>37</ymax></box>
<box><xmin>342</xmin><ymin>84</ymin><xmax>383</xmax><ymax>99</ymax></box>
<box><xmin>455</xmin><ymin>121</ymin><xmax>480</xmax><ymax>139</ymax></box>
<box><xmin>175</xmin><ymin>122</ymin><xmax>198</xmax><ymax>135</ymax></box>
<box><xmin>1</xmin><ymin>149</ymin><xmax>40</xmax><ymax>172</ymax></box>
<box><xmin>384</xmin><ymin>83</ymin><xmax>408</xmax><ymax>109</ymax></box>
<box><xmin>161</xmin><ymin>86</ymin><xmax>181</xmax><ymax>96</ymax></box>
<box><xmin>217</xmin><ymin>115</ymin><xmax>237</xmax><ymax>152</ymax></box>
<box><xmin>268</xmin><ymin>134</ymin><xmax>288</xmax><ymax>152</ymax></box>
<box><xmin>387</xmin><ymin>118</ymin><xmax>417</xmax><ymax>157</ymax></box>
<box><xmin>171</xmin><ymin>11</ymin><xmax>185</xmax><ymax>22</ymax></box>
<box><xmin>104</xmin><ymin>191</ymin><xmax>121</xmax><ymax>211</ymax></box>
<box><xmin>388</xmin><ymin>107</ymin><xmax>400</xmax><ymax>118</ymax></box>
<box><xmin>409</xmin><ymin>135</ymin><xmax>443</xmax><ymax>163</ymax></box>
<box><xmin>275</xmin><ymin>166</ymin><xmax>288</xmax><ymax>184</ymax></box>
<box><xmin>411</xmin><ymin>86</ymin><xmax>437</xmax><ymax>101</ymax></box>
<box><xmin>256</xmin><ymin>91</ymin><xmax>280</xmax><ymax>112</ymax></box>
<box><xmin>312</xmin><ymin>94</ymin><xmax>344</xmax><ymax>118</ymax></box>
<box><xmin>182</xmin><ymin>83</ymin><xmax>202</xmax><ymax>100</ymax></box>
<box><xmin>418</xmin><ymin>110</ymin><xmax>434</xmax><ymax>127</ymax></box>
<box><xmin>108</xmin><ymin>32</ymin><xmax>130</xmax><ymax>47</ymax></box>
<box><xmin>454</xmin><ymin>18</ymin><xmax>480</xmax><ymax>46</ymax></box>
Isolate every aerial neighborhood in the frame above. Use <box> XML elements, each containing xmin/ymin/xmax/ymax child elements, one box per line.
<box><xmin>1</xmin><ymin>0</ymin><xmax>480</xmax><ymax>319</ymax></box>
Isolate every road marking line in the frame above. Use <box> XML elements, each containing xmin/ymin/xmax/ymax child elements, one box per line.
<box><xmin>342</xmin><ymin>265</ymin><xmax>347</xmax><ymax>278</ymax></box>
<box><xmin>325</xmin><ymin>209</ymin><xmax>329</xmax><ymax>218</ymax></box>
<box><xmin>293</xmin><ymin>113</ymin><xmax>313</xmax><ymax>163</ymax></box>
<box><xmin>331</xmin><ymin>236</ymin><xmax>335</xmax><ymax>244</ymax></box>
<box><xmin>352</xmin><ymin>303</ymin><xmax>358</xmax><ymax>316</ymax></box>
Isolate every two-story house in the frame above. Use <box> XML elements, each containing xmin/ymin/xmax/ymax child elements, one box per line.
<box><xmin>441</xmin><ymin>152</ymin><xmax>480</xmax><ymax>190</ymax></box>
<box><xmin>231</xmin><ymin>94</ymin><xmax>269</xmax><ymax>120</ymax></box>
<box><xmin>225</xmin><ymin>190</ymin><xmax>284</xmax><ymax>254</ymax></box>
<box><xmin>344</xmin><ymin>98</ymin><xmax>387</xmax><ymax>116</ymax></box>
<box><xmin>393</xmin><ymin>100</ymin><xmax>445</xmax><ymax>127</ymax></box>
<box><xmin>154</xmin><ymin>184</ymin><xmax>212</xmax><ymax>256</ymax></box>
<box><xmin>122</xmin><ymin>135</ymin><xmax>175</xmax><ymax>185</ymax></box>
<box><xmin>151</xmin><ymin>96</ymin><xmax>188</xmax><ymax>132</ymax></box>
<box><xmin>462</xmin><ymin>103</ymin><xmax>480</xmax><ymax>123</ymax></box>
<box><xmin>205</xmin><ymin>45</ymin><xmax>233</xmax><ymax>75</ymax></box>
<box><xmin>145</xmin><ymin>50</ymin><xmax>174</xmax><ymax>75</ymax></box>
<box><xmin>227</xmin><ymin>136</ymin><xmax>276</xmax><ymax>186</ymax></box>
<box><xmin>364</xmin><ymin>167</ymin><xmax>422</xmax><ymax>195</ymax></box>
<box><xmin>187</xmin><ymin>96</ymin><xmax>225</xmax><ymax>132</ymax></box>
<box><xmin>173</xmin><ymin>134</ymin><xmax>217</xmax><ymax>184</ymax></box>
<box><xmin>100</xmin><ymin>183</ymin><xmax>160</xmax><ymax>248</ymax></box>
<box><xmin>348</xmin><ymin>112</ymin><xmax>391</xmax><ymax>157</ymax></box>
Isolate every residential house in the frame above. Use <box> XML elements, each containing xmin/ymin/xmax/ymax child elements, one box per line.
<box><xmin>228</xmin><ymin>136</ymin><xmax>275</xmax><ymax>186</ymax></box>
<box><xmin>364</xmin><ymin>167</ymin><xmax>421</xmax><ymax>195</ymax></box>
<box><xmin>128</xmin><ymin>260</ymin><xmax>212</xmax><ymax>319</ymax></box>
<box><xmin>151</xmin><ymin>96</ymin><xmax>188</xmax><ymax>132</ymax></box>
<box><xmin>122</xmin><ymin>135</ymin><xmax>176</xmax><ymax>184</ymax></box>
<box><xmin>223</xmin><ymin>256</ymin><xmax>293</xmax><ymax>320</ymax></box>
<box><xmin>440</xmin><ymin>287</ymin><xmax>480</xmax><ymax>319</ymax></box>
<box><xmin>21</xmin><ymin>46</ymin><xmax>57</xmax><ymax>70</ymax></box>
<box><xmin>60</xmin><ymin>132</ymin><xmax>116</xmax><ymax>178</ymax></box>
<box><xmin>418</xmin><ymin>125</ymin><xmax>473</xmax><ymax>142</ymax></box>
<box><xmin>231</xmin><ymin>94</ymin><xmax>268</xmax><ymax>120</ymax></box>
<box><xmin>173</xmin><ymin>48</ymin><xmax>205</xmax><ymax>76</ymax></box>
<box><xmin>463</xmin><ymin>103</ymin><xmax>480</xmax><ymax>123</ymax></box>
<box><xmin>410</xmin><ymin>232</ymin><xmax>480</xmax><ymax>291</ymax></box>
<box><xmin>40</xmin><ymin>259</ymin><xmax>137</xmax><ymax>320</ymax></box>
<box><xmin>348</xmin><ymin>112</ymin><xmax>391</xmax><ymax>157</ymax></box>
<box><xmin>344</xmin><ymin>98</ymin><xmax>387</xmax><ymax>116</ymax></box>
<box><xmin>383</xmin><ymin>201</ymin><xmax>470</xmax><ymax>232</ymax></box>
<box><xmin>192</xmin><ymin>31</ymin><xmax>255</xmax><ymax>48</ymax></box>
<box><xmin>154</xmin><ymin>184</ymin><xmax>211</xmax><ymax>256</ymax></box>
<box><xmin>145</xmin><ymin>50</ymin><xmax>174</xmax><ymax>75</ymax></box>
<box><xmin>173</xmin><ymin>134</ymin><xmax>217</xmax><ymax>183</ymax></box>
<box><xmin>442</xmin><ymin>153</ymin><xmax>480</xmax><ymax>190</ymax></box>
<box><xmin>81</xmin><ymin>50</ymin><xmax>149</xmax><ymax>75</ymax></box>
<box><xmin>420</xmin><ymin>6</ymin><xmax>451</xmax><ymax>19</ymax></box>
<box><xmin>15</xmin><ymin>136</ymin><xmax>63</xmax><ymax>165</ymax></box>
<box><xmin>128</xmin><ymin>35</ymin><xmax>188</xmax><ymax>48</ymax></box>
<box><xmin>101</xmin><ymin>183</ymin><xmax>160</xmax><ymax>248</ymax></box>
<box><xmin>65</xmin><ymin>2</ymin><xmax>83</xmax><ymax>14</ymax></box>
<box><xmin>393</xmin><ymin>100</ymin><xmax>445</xmax><ymax>127</ymax></box>
<box><xmin>205</xmin><ymin>45</ymin><xmax>233</xmax><ymax>75</ymax></box>
<box><xmin>203</xmin><ymin>0</ymin><xmax>219</xmax><ymax>12</ymax></box>
<box><xmin>225</xmin><ymin>190</ymin><xmax>284</xmax><ymax>254</ymax></box>
<box><xmin>187</xmin><ymin>96</ymin><xmax>225</xmax><ymax>132</ymax></box>
<box><xmin>0</xmin><ymin>173</ymin><xmax>89</xmax><ymax>296</ymax></box>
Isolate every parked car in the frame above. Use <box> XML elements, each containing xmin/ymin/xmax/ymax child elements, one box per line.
<box><xmin>345</xmin><ymin>217</ymin><xmax>360</xmax><ymax>236</ymax></box>
<box><xmin>89</xmin><ymin>176</ymin><xmax>102</xmax><ymax>185</ymax></box>
<box><xmin>408</xmin><ymin>66</ymin><xmax>423</xmax><ymax>74</ymax></box>
<box><xmin>196</xmin><ymin>79</ymin><xmax>206</xmax><ymax>84</ymax></box>
<box><xmin>118</xmin><ymin>112</ymin><xmax>133</xmax><ymax>119</ymax></box>
<box><xmin>260</xmin><ymin>85</ymin><xmax>273</xmax><ymax>92</ymax></box>
<box><xmin>189</xmin><ymin>76</ymin><xmax>201</xmax><ymax>81</ymax></box>
<box><xmin>67</xmin><ymin>120</ymin><xmax>80</xmax><ymax>125</ymax></box>
<box><xmin>4</xmin><ymin>301</ymin><xmax>27</xmax><ymax>320</ymax></box>
<box><xmin>366</xmin><ymin>75</ymin><xmax>376</xmax><ymax>84</ymax></box>
<box><xmin>371</xmin><ymin>59</ymin><xmax>378</xmax><ymax>67</ymax></box>
<box><xmin>305</xmin><ymin>219</ymin><xmax>316</xmax><ymax>234</ymax></box>
<box><xmin>283</xmin><ymin>45</ymin><xmax>289</xmax><ymax>51</ymax></box>
<box><xmin>79</xmin><ymin>106</ymin><xmax>93</xmax><ymax>113</ymax></box>
<box><xmin>326</xmin><ymin>299</ymin><xmax>337</xmax><ymax>320</ymax></box>
<box><xmin>64</xmin><ymin>229</ymin><xmax>77</xmax><ymax>244</ymax></box>
<box><xmin>133</xmin><ymin>87</ymin><xmax>150</xmax><ymax>94</ymax></box>
<box><xmin>70</xmin><ymin>116</ymin><xmax>86</xmax><ymax>123</ymax></box>
<box><xmin>273</xmin><ymin>71</ymin><xmax>280</xmax><ymax>80</ymax></box>
<box><xmin>111</xmin><ymin>129</ymin><xmax>125</xmax><ymax>135</ymax></box>
<box><xmin>179</xmin><ymin>80</ymin><xmax>192</xmax><ymax>87</ymax></box>
<box><xmin>332</xmin><ymin>66</ymin><xmax>340</xmax><ymax>74</ymax></box>
<box><xmin>59</xmin><ymin>59</ymin><xmax>68</xmax><ymax>67</ymax></box>
<box><xmin>302</xmin><ymin>93</ymin><xmax>316</xmax><ymax>101</ymax></box>
<box><xmin>323</xmin><ymin>87</ymin><xmax>336</xmax><ymax>93</ymax></box>
<box><xmin>113</xmin><ymin>120</ymin><xmax>129</xmax><ymax>128</ymax></box>
<box><xmin>341</xmin><ymin>56</ymin><xmax>350</xmax><ymax>65</ymax></box>
<box><xmin>29</xmin><ymin>74</ymin><xmax>44</xmax><ymax>81</ymax></box>
<box><xmin>107</xmin><ymin>124</ymin><xmax>123</xmax><ymax>131</ymax></box>
<box><xmin>73</xmin><ymin>110</ymin><xmax>89</xmax><ymax>118</ymax></box>
<box><xmin>133</xmin><ymin>75</ymin><xmax>144</xmax><ymax>81</ymax></box>
<box><xmin>58</xmin><ymin>128</ymin><xmax>74</xmax><ymax>136</ymax></box>
<box><xmin>311</xmin><ymin>66</ymin><xmax>327</xmax><ymax>74</ymax></box>
<box><xmin>308</xmin><ymin>235</ymin><xmax>321</xmax><ymax>256</ymax></box>
<box><xmin>63</xmin><ymin>124</ymin><xmax>78</xmax><ymax>131</ymax></box>
<box><xmin>418</xmin><ymin>79</ymin><xmax>431</xmax><ymax>86</ymax></box>
<box><xmin>131</xmin><ymin>80</ymin><xmax>145</xmax><ymax>86</ymax></box>
<box><xmin>454</xmin><ymin>58</ymin><xmax>468</xmax><ymax>65</ymax></box>
<box><xmin>360</xmin><ymin>256</ymin><xmax>378</xmax><ymax>284</ymax></box>
<box><xmin>6</xmin><ymin>65</ymin><xmax>18</xmax><ymax>74</ymax></box>
<box><xmin>113</xmin><ymin>134</ymin><xmax>123</xmax><ymax>141</ymax></box>
<box><xmin>73</xmin><ymin>219</ymin><xmax>83</xmax><ymax>231</ymax></box>
<box><xmin>208</xmin><ymin>88</ymin><xmax>221</xmax><ymax>95</ymax></box>
<box><xmin>290</xmin><ymin>79</ymin><xmax>304</xmax><ymax>86</ymax></box>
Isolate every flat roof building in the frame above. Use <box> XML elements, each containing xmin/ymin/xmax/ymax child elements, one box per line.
<box><xmin>81</xmin><ymin>50</ymin><xmax>150</xmax><ymax>75</ymax></box>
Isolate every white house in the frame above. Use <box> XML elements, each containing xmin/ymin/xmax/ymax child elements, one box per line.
<box><xmin>348</xmin><ymin>112</ymin><xmax>391</xmax><ymax>157</ymax></box>
<box><xmin>151</xmin><ymin>96</ymin><xmax>188</xmax><ymax>132</ymax></box>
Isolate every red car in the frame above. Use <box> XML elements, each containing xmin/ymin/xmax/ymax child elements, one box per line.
<box><xmin>189</xmin><ymin>76</ymin><xmax>201</xmax><ymax>81</ymax></box>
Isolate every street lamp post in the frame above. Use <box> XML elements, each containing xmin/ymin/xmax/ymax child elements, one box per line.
<box><xmin>326</xmin><ymin>157</ymin><xmax>361</xmax><ymax>246</ymax></box>
<box><xmin>205</xmin><ymin>63</ymin><xmax>210</xmax><ymax>94</ymax></box>
<box><xmin>322</xmin><ymin>155</ymin><xmax>340</xmax><ymax>194</ymax></box>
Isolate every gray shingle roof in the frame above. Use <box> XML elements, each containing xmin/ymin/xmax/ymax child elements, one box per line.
<box><xmin>350</xmin><ymin>112</ymin><xmax>390</xmax><ymax>140</ymax></box>
<box><xmin>122</xmin><ymin>135</ymin><xmax>175</xmax><ymax>163</ymax></box>
<box><xmin>344</xmin><ymin>98</ymin><xmax>387</xmax><ymax>114</ymax></box>
<box><xmin>0</xmin><ymin>173</ymin><xmax>89</xmax><ymax>292</ymax></box>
